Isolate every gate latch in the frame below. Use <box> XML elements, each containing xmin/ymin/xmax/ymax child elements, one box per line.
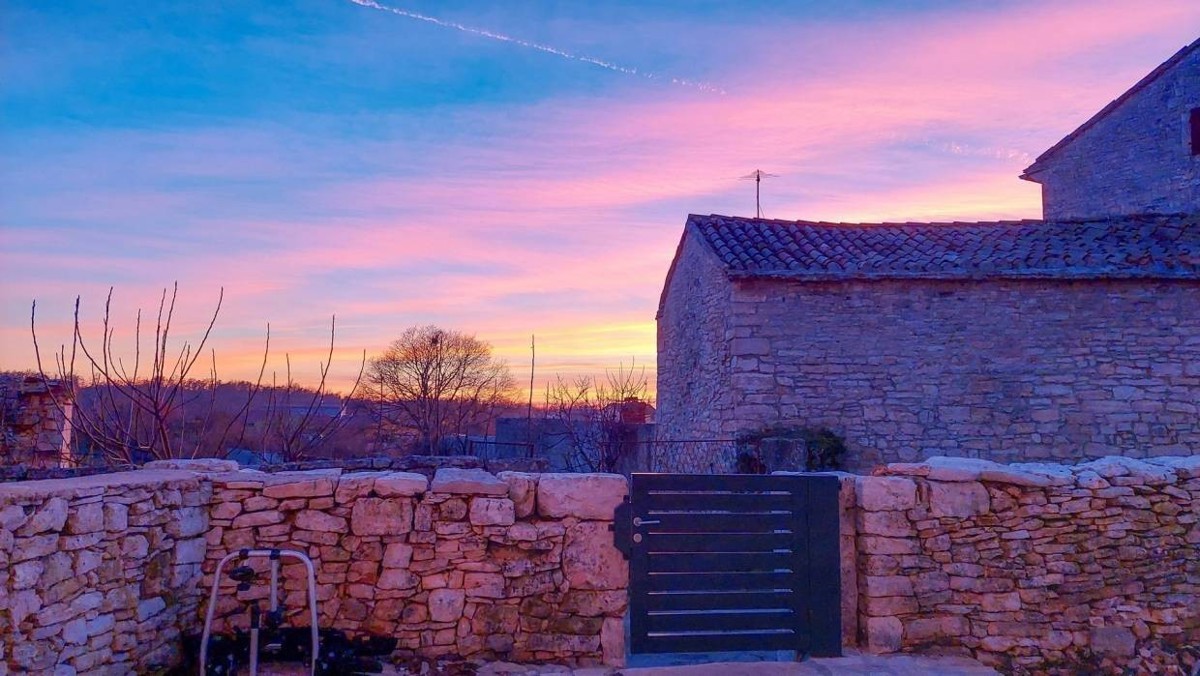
<box><xmin>609</xmin><ymin>496</ymin><xmax>631</xmax><ymax>560</ymax></box>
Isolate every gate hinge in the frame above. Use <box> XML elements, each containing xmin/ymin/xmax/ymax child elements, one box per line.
<box><xmin>609</xmin><ymin>496</ymin><xmax>631</xmax><ymax>560</ymax></box>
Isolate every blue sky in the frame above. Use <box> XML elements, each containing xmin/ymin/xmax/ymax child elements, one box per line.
<box><xmin>2</xmin><ymin>0</ymin><xmax>1197</xmax><ymax>394</ymax></box>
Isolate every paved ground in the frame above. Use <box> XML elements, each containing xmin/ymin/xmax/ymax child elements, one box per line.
<box><xmin>253</xmin><ymin>651</ymin><xmax>1000</xmax><ymax>676</ymax></box>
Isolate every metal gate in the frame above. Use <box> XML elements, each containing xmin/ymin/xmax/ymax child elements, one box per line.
<box><xmin>614</xmin><ymin>473</ymin><xmax>841</xmax><ymax>657</ymax></box>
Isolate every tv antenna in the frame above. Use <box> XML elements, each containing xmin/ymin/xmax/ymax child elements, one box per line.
<box><xmin>740</xmin><ymin>169</ymin><xmax>778</xmax><ymax>218</ymax></box>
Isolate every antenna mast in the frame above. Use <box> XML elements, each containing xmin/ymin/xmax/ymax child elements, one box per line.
<box><xmin>740</xmin><ymin>169</ymin><xmax>778</xmax><ymax>218</ymax></box>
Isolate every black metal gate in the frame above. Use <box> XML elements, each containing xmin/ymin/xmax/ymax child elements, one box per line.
<box><xmin>614</xmin><ymin>473</ymin><xmax>841</xmax><ymax>657</ymax></box>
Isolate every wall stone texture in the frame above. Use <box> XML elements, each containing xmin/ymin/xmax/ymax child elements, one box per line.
<box><xmin>658</xmin><ymin>275</ymin><xmax>1200</xmax><ymax>474</ymax></box>
<box><xmin>1023</xmin><ymin>42</ymin><xmax>1200</xmax><ymax>219</ymax></box>
<box><xmin>855</xmin><ymin>455</ymin><xmax>1200</xmax><ymax>674</ymax></box>
<box><xmin>200</xmin><ymin>467</ymin><xmax>629</xmax><ymax>667</ymax></box>
<box><xmin>0</xmin><ymin>470</ymin><xmax>211</xmax><ymax>674</ymax></box>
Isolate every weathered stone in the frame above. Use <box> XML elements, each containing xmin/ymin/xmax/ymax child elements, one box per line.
<box><xmin>261</xmin><ymin>470</ymin><xmax>339</xmax><ymax>499</ymax></box>
<box><xmin>428</xmin><ymin>589</ymin><xmax>466</xmax><ymax>622</ymax></box>
<box><xmin>601</xmin><ymin>617</ymin><xmax>625</xmax><ymax>667</ymax></box>
<box><xmin>464</xmin><ymin>572</ymin><xmax>505</xmax><ymax>598</ymax></box>
<box><xmin>865</xmin><ymin>616</ymin><xmax>903</xmax><ymax>653</ymax></box>
<box><xmin>65</xmin><ymin>502</ymin><xmax>105</xmax><ymax>535</ymax></box>
<box><xmin>295</xmin><ymin>510</ymin><xmax>348</xmax><ymax>533</ymax></box>
<box><xmin>537</xmin><ymin>473</ymin><xmax>627</xmax><ymax>520</ymax></box>
<box><xmin>856</xmin><ymin>476</ymin><xmax>917</xmax><ymax>511</ymax></box>
<box><xmin>496</xmin><ymin>471</ymin><xmax>537</xmax><ymax>518</ymax></box>
<box><xmin>1090</xmin><ymin>626</ymin><xmax>1135</xmax><ymax>657</ymax></box>
<box><xmin>563</xmin><ymin>521</ymin><xmax>627</xmax><ymax>590</ymax></box>
<box><xmin>136</xmin><ymin>597</ymin><xmax>166</xmax><ymax>622</ymax></box>
<box><xmin>143</xmin><ymin>458</ymin><xmax>239</xmax><ymax>473</ymax></box>
<box><xmin>928</xmin><ymin>481</ymin><xmax>990</xmax><ymax>518</ymax></box>
<box><xmin>374</xmin><ymin>472</ymin><xmax>428</xmax><ymax>497</ymax></box>
<box><xmin>167</xmin><ymin>506</ymin><xmax>207</xmax><ymax>538</ymax></box>
<box><xmin>350</xmin><ymin>498</ymin><xmax>413</xmax><ymax>536</ymax></box>
<box><xmin>469</xmin><ymin>497</ymin><xmax>515</xmax><ymax>526</ymax></box>
<box><xmin>19</xmin><ymin>497</ymin><xmax>68</xmax><ymax>535</ymax></box>
<box><xmin>382</xmin><ymin>542</ymin><xmax>414</xmax><ymax>569</ymax></box>
<box><xmin>430</xmin><ymin>468</ymin><xmax>507</xmax><ymax>496</ymax></box>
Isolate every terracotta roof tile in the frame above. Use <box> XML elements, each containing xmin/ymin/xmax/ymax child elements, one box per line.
<box><xmin>689</xmin><ymin>213</ymin><xmax>1200</xmax><ymax>281</ymax></box>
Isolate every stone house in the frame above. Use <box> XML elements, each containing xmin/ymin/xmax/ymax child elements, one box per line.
<box><xmin>656</xmin><ymin>40</ymin><xmax>1200</xmax><ymax>474</ymax></box>
<box><xmin>1021</xmin><ymin>37</ymin><xmax>1200</xmax><ymax>218</ymax></box>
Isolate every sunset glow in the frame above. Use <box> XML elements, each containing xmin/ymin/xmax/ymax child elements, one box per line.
<box><xmin>2</xmin><ymin>0</ymin><xmax>1196</xmax><ymax>397</ymax></box>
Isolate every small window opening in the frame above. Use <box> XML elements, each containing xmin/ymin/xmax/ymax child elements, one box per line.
<box><xmin>1191</xmin><ymin>108</ymin><xmax>1200</xmax><ymax>155</ymax></box>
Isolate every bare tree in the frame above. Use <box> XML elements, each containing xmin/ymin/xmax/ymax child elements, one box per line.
<box><xmin>543</xmin><ymin>361</ymin><xmax>653</xmax><ymax>473</ymax></box>
<box><xmin>245</xmin><ymin>318</ymin><xmax>366</xmax><ymax>462</ymax></box>
<box><xmin>368</xmin><ymin>325</ymin><xmax>516</xmax><ymax>454</ymax></box>
<box><xmin>30</xmin><ymin>285</ymin><xmax>361</xmax><ymax>465</ymax></box>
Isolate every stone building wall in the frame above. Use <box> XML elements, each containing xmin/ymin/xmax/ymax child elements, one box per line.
<box><xmin>201</xmin><ymin>467</ymin><xmax>629</xmax><ymax>667</ymax></box>
<box><xmin>655</xmin><ymin>228</ymin><xmax>735</xmax><ymax>472</ymax></box>
<box><xmin>658</xmin><ymin>275</ymin><xmax>1200</xmax><ymax>474</ymax></box>
<box><xmin>0</xmin><ymin>470</ymin><xmax>210</xmax><ymax>674</ymax></box>
<box><xmin>854</xmin><ymin>455</ymin><xmax>1200</xmax><ymax>673</ymax></box>
<box><xmin>1</xmin><ymin>375</ymin><xmax>74</xmax><ymax>468</ymax></box>
<box><xmin>1022</xmin><ymin>43</ymin><xmax>1200</xmax><ymax>219</ymax></box>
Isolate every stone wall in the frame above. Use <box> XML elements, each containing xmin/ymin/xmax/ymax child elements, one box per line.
<box><xmin>658</xmin><ymin>276</ymin><xmax>1200</xmax><ymax>473</ymax></box>
<box><xmin>655</xmin><ymin>226</ymin><xmax>734</xmax><ymax>472</ymax></box>
<box><xmin>0</xmin><ymin>470</ymin><xmax>211</xmax><ymax>674</ymax></box>
<box><xmin>854</xmin><ymin>455</ymin><xmax>1200</xmax><ymax>673</ymax></box>
<box><xmin>1022</xmin><ymin>42</ymin><xmax>1200</xmax><ymax>219</ymax></box>
<box><xmin>201</xmin><ymin>467</ymin><xmax>628</xmax><ymax>667</ymax></box>
<box><xmin>1</xmin><ymin>375</ymin><xmax>74</xmax><ymax>469</ymax></box>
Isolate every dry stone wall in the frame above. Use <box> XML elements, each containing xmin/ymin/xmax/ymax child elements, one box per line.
<box><xmin>0</xmin><ymin>470</ymin><xmax>210</xmax><ymax>674</ymax></box>
<box><xmin>201</xmin><ymin>467</ymin><xmax>629</xmax><ymax>667</ymax></box>
<box><xmin>855</xmin><ymin>455</ymin><xmax>1200</xmax><ymax>674</ymax></box>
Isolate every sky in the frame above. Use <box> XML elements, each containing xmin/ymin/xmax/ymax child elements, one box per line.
<box><xmin>2</xmin><ymin>0</ymin><xmax>1197</xmax><ymax>398</ymax></box>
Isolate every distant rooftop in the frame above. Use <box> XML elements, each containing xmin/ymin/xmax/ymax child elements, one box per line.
<box><xmin>688</xmin><ymin>212</ymin><xmax>1200</xmax><ymax>281</ymax></box>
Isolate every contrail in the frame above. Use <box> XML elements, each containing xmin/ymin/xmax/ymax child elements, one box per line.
<box><xmin>347</xmin><ymin>0</ymin><xmax>725</xmax><ymax>95</ymax></box>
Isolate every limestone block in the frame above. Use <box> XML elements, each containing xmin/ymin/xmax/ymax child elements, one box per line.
<box><xmin>858</xmin><ymin>511</ymin><xmax>916</xmax><ymax>537</ymax></box>
<box><xmin>864</xmin><ymin>616</ymin><xmax>903</xmax><ymax>653</ymax></box>
<box><xmin>377</xmin><ymin>569</ymin><xmax>419</xmax><ymax>591</ymax></box>
<box><xmin>65</xmin><ymin>502</ymin><xmax>105</xmax><ymax>535</ymax></box>
<box><xmin>928</xmin><ymin>481</ymin><xmax>990</xmax><ymax>518</ymax></box>
<box><xmin>496</xmin><ymin>471</ymin><xmax>537</xmax><ymax>518</ymax></box>
<box><xmin>136</xmin><ymin>597</ymin><xmax>166</xmax><ymax>622</ymax></box>
<box><xmin>537</xmin><ymin>473</ymin><xmax>628</xmax><ymax>520</ymax></box>
<box><xmin>601</xmin><ymin>616</ymin><xmax>626</xmax><ymax>667</ymax></box>
<box><xmin>430</xmin><ymin>468</ymin><xmax>507</xmax><ymax>496</ymax></box>
<box><xmin>167</xmin><ymin>506</ymin><xmax>208</xmax><ymax>538</ymax></box>
<box><xmin>143</xmin><ymin>458</ymin><xmax>239</xmax><ymax>473</ymax></box>
<box><xmin>560</xmin><ymin>590</ymin><xmax>628</xmax><ymax>617</ymax></box>
<box><xmin>862</xmin><ymin>575</ymin><xmax>914</xmax><ymax>598</ymax></box>
<box><xmin>469</xmin><ymin>498</ymin><xmax>515</xmax><ymax>526</ymax></box>
<box><xmin>563</xmin><ymin>521</ymin><xmax>627</xmax><ymax>591</ymax></box>
<box><xmin>856</xmin><ymin>476</ymin><xmax>917</xmax><ymax>511</ymax></box>
<box><xmin>1090</xmin><ymin>626</ymin><xmax>1135</xmax><ymax>657</ymax></box>
<box><xmin>62</xmin><ymin>618</ymin><xmax>88</xmax><ymax>645</ymax></box>
<box><xmin>334</xmin><ymin>472</ymin><xmax>386</xmax><ymax>503</ymax></box>
<box><xmin>18</xmin><ymin>497</ymin><xmax>68</xmax><ymax>535</ymax></box>
<box><xmin>261</xmin><ymin>470</ymin><xmax>340</xmax><ymax>499</ymax></box>
<box><xmin>11</xmin><ymin>559</ymin><xmax>43</xmax><ymax>589</ymax></box>
<box><xmin>231</xmin><ymin>510</ymin><xmax>283</xmax><ymax>529</ymax></box>
<box><xmin>428</xmin><ymin>589</ymin><xmax>466</xmax><ymax>622</ymax></box>
<box><xmin>0</xmin><ymin>504</ymin><xmax>27</xmax><ymax>531</ymax></box>
<box><xmin>904</xmin><ymin>615</ymin><xmax>969</xmax><ymax>643</ymax></box>
<box><xmin>464</xmin><ymin>572</ymin><xmax>505</xmax><ymax>598</ymax></box>
<box><xmin>350</xmin><ymin>498</ymin><xmax>413</xmax><ymax>536</ymax></box>
<box><xmin>12</xmin><ymin>533</ymin><xmax>58</xmax><ymax>562</ymax></box>
<box><xmin>1148</xmin><ymin>455</ymin><xmax>1200</xmax><ymax>479</ymax></box>
<box><xmin>924</xmin><ymin>456</ymin><xmax>997</xmax><ymax>482</ymax></box>
<box><xmin>374</xmin><ymin>472</ymin><xmax>428</xmax><ymax>497</ymax></box>
<box><xmin>382</xmin><ymin>543</ymin><xmax>413</xmax><ymax>569</ymax></box>
<box><xmin>175</xmin><ymin>537</ymin><xmax>207</xmax><ymax>565</ymax></box>
<box><xmin>295</xmin><ymin>510</ymin><xmax>348</xmax><ymax>533</ymax></box>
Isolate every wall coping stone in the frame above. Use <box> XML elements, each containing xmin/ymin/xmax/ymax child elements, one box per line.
<box><xmin>874</xmin><ymin>454</ymin><xmax>1197</xmax><ymax>488</ymax></box>
<box><xmin>430</xmin><ymin>467</ymin><xmax>508</xmax><ymax>495</ymax></box>
<box><xmin>143</xmin><ymin>458</ymin><xmax>240</xmax><ymax>473</ymax></box>
<box><xmin>373</xmin><ymin>472</ymin><xmax>428</xmax><ymax>496</ymax></box>
<box><xmin>0</xmin><ymin>469</ymin><xmax>201</xmax><ymax>499</ymax></box>
<box><xmin>537</xmin><ymin>473</ymin><xmax>628</xmax><ymax>520</ymax></box>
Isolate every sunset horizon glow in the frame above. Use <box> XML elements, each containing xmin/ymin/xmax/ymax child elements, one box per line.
<box><xmin>2</xmin><ymin>0</ymin><xmax>1197</xmax><ymax>399</ymax></box>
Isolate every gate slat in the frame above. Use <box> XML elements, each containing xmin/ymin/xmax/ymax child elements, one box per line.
<box><xmin>636</xmin><ymin>512</ymin><xmax>794</xmax><ymax>533</ymax></box>
<box><xmin>645</xmin><ymin>571</ymin><xmax>795</xmax><ymax>592</ymax></box>
<box><xmin>639</xmin><ymin>491</ymin><xmax>794</xmax><ymax>512</ymax></box>
<box><xmin>637</xmin><ymin>632</ymin><xmax>798</xmax><ymax>653</ymax></box>
<box><xmin>648</xmin><ymin>552</ymin><xmax>793</xmax><ymax>573</ymax></box>
<box><xmin>644</xmin><ymin>590</ymin><xmax>793</xmax><ymax>612</ymax></box>
<box><xmin>645</xmin><ymin>609</ymin><xmax>795</xmax><ymax>633</ymax></box>
<box><xmin>644</xmin><ymin>532</ymin><xmax>793</xmax><ymax>553</ymax></box>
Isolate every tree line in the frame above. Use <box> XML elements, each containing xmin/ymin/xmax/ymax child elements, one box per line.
<box><xmin>16</xmin><ymin>286</ymin><xmax>649</xmax><ymax>472</ymax></box>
